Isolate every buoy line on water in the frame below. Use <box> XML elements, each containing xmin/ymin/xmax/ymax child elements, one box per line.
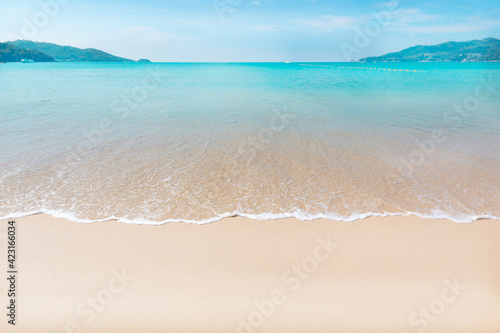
<box><xmin>298</xmin><ymin>64</ymin><xmax>338</xmax><ymax>68</ymax></box>
<box><xmin>337</xmin><ymin>66</ymin><xmax>421</xmax><ymax>72</ymax></box>
<box><xmin>298</xmin><ymin>64</ymin><xmax>423</xmax><ymax>72</ymax></box>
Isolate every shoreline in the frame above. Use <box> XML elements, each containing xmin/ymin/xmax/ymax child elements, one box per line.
<box><xmin>1</xmin><ymin>214</ymin><xmax>499</xmax><ymax>332</ymax></box>
<box><xmin>2</xmin><ymin>210</ymin><xmax>499</xmax><ymax>225</ymax></box>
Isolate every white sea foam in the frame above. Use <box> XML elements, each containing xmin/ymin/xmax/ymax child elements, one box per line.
<box><xmin>1</xmin><ymin>208</ymin><xmax>498</xmax><ymax>226</ymax></box>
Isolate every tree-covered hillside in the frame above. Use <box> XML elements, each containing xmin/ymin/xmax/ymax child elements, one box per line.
<box><xmin>360</xmin><ymin>38</ymin><xmax>500</xmax><ymax>62</ymax></box>
<box><xmin>0</xmin><ymin>42</ymin><xmax>55</xmax><ymax>62</ymax></box>
<box><xmin>8</xmin><ymin>40</ymin><xmax>135</xmax><ymax>62</ymax></box>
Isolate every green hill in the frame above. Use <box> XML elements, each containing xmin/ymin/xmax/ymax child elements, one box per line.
<box><xmin>7</xmin><ymin>40</ymin><xmax>137</xmax><ymax>62</ymax></box>
<box><xmin>360</xmin><ymin>38</ymin><xmax>500</xmax><ymax>62</ymax></box>
<box><xmin>0</xmin><ymin>42</ymin><xmax>55</xmax><ymax>62</ymax></box>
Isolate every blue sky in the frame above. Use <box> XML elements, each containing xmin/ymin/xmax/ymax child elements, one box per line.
<box><xmin>1</xmin><ymin>0</ymin><xmax>499</xmax><ymax>61</ymax></box>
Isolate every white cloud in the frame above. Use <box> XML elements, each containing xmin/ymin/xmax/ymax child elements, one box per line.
<box><xmin>394</xmin><ymin>8</ymin><xmax>439</xmax><ymax>23</ymax></box>
<box><xmin>392</xmin><ymin>18</ymin><xmax>500</xmax><ymax>34</ymax></box>
<box><xmin>379</xmin><ymin>1</ymin><xmax>399</xmax><ymax>8</ymax></box>
<box><xmin>297</xmin><ymin>15</ymin><xmax>362</xmax><ymax>31</ymax></box>
<box><xmin>121</xmin><ymin>26</ymin><xmax>177</xmax><ymax>42</ymax></box>
<box><xmin>251</xmin><ymin>24</ymin><xmax>284</xmax><ymax>31</ymax></box>
<box><xmin>288</xmin><ymin>7</ymin><xmax>499</xmax><ymax>36</ymax></box>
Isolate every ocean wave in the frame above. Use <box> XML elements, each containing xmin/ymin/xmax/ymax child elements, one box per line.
<box><xmin>1</xmin><ymin>208</ymin><xmax>498</xmax><ymax>225</ymax></box>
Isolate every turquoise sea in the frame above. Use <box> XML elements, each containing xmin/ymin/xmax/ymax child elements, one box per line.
<box><xmin>0</xmin><ymin>62</ymin><xmax>499</xmax><ymax>223</ymax></box>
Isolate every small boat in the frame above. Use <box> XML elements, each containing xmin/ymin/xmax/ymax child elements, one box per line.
<box><xmin>21</xmin><ymin>59</ymin><xmax>34</xmax><ymax>63</ymax></box>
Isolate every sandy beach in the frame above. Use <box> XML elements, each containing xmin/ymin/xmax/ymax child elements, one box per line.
<box><xmin>2</xmin><ymin>2</ymin><xmax>499</xmax><ymax>332</ymax></box>
<box><xmin>0</xmin><ymin>214</ymin><xmax>499</xmax><ymax>332</ymax></box>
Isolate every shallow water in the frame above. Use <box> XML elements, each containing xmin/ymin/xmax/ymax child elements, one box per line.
<box><xmin>1</xmin><ymin>62</ymin><xmax>499</xmax><ymax>223</ymax></box>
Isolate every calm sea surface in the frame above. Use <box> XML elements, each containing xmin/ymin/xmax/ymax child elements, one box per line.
<box><xmin>1</xmin><ymin>62</ymin><xmax>499</xmax><ymax>223</ymax></box>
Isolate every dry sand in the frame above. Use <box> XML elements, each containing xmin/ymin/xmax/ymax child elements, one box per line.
<box><xmin>0</xmin><ymin>214</ymin><xmax>499</xmax><ymax>332</ymax></box>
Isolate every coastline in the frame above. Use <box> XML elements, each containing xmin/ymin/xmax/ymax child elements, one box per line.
<box><xmin>2</xmin><ymin>209</ymin><xmax>498</xmax><ymax>225</ymax></box>
<box><xmin>1</xmin><ymin>214</ymin><xmax>499</xmax><ymax>332</ymax></box>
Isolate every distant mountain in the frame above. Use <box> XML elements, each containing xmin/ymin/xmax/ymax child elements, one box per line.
<box><xmin>360</xmin><ymin>38</ymin><xmax>500</xmax><ymax>62</ymax></box>
<box><xmin>0</xmin><ymin>42</ymin><xmax>55</xmax><ymax>62</ymax></box>
<box><xmin>7</xmin><ymin>40</ymin><xmax>149</xmax><ymax>63</ymax></box>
